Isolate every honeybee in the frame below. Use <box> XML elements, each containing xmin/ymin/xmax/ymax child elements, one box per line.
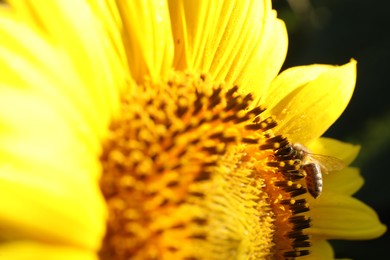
<box><xmin>292</xmin><ymin>143</ymin><xmax>345</xmax><ymax>199</ymax></box>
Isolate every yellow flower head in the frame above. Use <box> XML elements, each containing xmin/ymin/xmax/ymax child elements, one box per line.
<box><xmin>0</xmin><ymin>0</ymin><xmax>386</xmax><ymax>259</ymax></box>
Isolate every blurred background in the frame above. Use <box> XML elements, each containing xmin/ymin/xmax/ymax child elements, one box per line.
<box><xmin>273</xmin><ymin>0</ymin><xmax>390</xmax><ymax>258</ymax></box>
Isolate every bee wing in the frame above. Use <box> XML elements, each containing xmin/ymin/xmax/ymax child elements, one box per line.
<box><xmin>307</xmin><ymin>154</ymin><xmax>346</xmax><ymax>174</ymax></box>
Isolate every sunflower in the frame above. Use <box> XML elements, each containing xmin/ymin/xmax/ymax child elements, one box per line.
<box><xmin>0</xmin><ymin>0</ymin><xmax>385</xmax><ymax>259</ymax></box>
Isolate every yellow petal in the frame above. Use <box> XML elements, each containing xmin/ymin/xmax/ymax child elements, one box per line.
<box><xmin>236</xmin><ymin>16</ymin><xmax>287</xmax><ymax>100</ymax></box>
<box><xmin>0</xmin><ymin>84</ymin><xmax>102</xmax><ymax>176</ymax></box>
<box><xmin>324</xmin><ymin>167</ymin><xmax>364</xmax><ymax>196</ymax></box>
<box><xmin>1</xmin><ymin>1</ymin><xmax>121</xmax><ymax>139</ymax></box>
<box><xmin>0</xmin><ymin>50</ymin><xmax>103</xmax><ymax>157</ymax></box>
<box><xmin>307</xmin><ymin>137</ymin><xmax>360</xmax><ymax>166</ymax></box>
<box><xmin>87</xmin><ymin>0</ymin><xmax>130</xmax><ymax>90</ymax></box>
<box><xmin>169</xmin><ymin>0</ymin><xmax>287</xmax><ymax>97</ymax></box>
<box><xmin>264</xmin><ymin>64</ymin><xmax>333</xmax><ymax>110</ymax></box>
<box><xmin>0</xmin><ymin>89</ymin><xmax>105</xmax><ymax>249</ymax></box>
<box><xmin>169</xmin><ymin>0</ymin><xmax>226</xmax><ymax>71</ymax></box>
<box><xmin>0</xmin><ymin>166</ymin><xmax>105</xmax><ymax>250</ymax></box>
<box><xmin>266</xmin><ymin>60</ymin><xmax>357</xmax><ymax>144</ymax></box>
<box><xmin>0</xmin><ymin>241</ymin><xmax>97</xmax><ymax>260</ymax></box>
<box><xmin>307</xmin><ymin>192</ymin><xmax>386</xmax><ymax>240</ymax></box>
<box><xmin>115</xmin><ymin>0</ymin><xmax>174</xmax><ymax>83</ymax></box>
<box><xmin>301</xmin><ymin>240</ymin><xmax>334</xmax><ymax>260</ymax></box>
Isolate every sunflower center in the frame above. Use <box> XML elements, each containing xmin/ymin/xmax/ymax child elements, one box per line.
<box><xmin>99</xmin><ymin>72</ymin><xmax>311</xmax><ymax>259</ymax></box>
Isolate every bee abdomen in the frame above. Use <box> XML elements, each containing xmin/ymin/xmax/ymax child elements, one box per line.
<box><xmin>302</xmin><ymin>163</ymin><xmax>323</xmax><ymax>199</ymax></box>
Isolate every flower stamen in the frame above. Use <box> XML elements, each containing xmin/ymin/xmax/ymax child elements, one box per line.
<box><xmin>99</xmin><ymin>72</ymin><xmax>312</xmax><ymax>259</ymax></box>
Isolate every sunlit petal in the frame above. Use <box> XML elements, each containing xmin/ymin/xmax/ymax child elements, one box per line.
<box><xmin>0</xmin><ymin>89</ymin><xmax>105</xmax><ymax>249</ymax></box>
<box><xmin>169</xmin><ymin>0</ymin><xmax>287</xmax><ymax>98</ymax></box>
<box><xmin>0</xmin><ymin>3</ymin><xmax>122</xmax><ymax>141</ymax></box>
<box><xmin>324</xmin><ymin>167</ymin><xmax>364</xmax><ymax>196</ymax></box>
<box><xmin>307</xmin><ymin>137</ymin><xmax>360</xmax><ymax>165</ymax></box>
<box><xmin>0</xmin><ymin>241</ymin><xmax>97</xmax><ymax>260</ymax></box>
<box><xmin>267</xmin><ymin>60</ymin><xmax>357</xmax><ymax>144</ymax></box>
<box><xmin>237</xmin><ymin>15</ymin><xmax>287</xmax><ymax>101</ymax></box>
<box><xmin>301</xmin><ymin>240</ymin><xmax>334</xmax><ymax>260</ymax></box>
<box><xmin>114</xmin><ymin>0</ymin><xmax>174</xmax><ymax>83</ymax></box>
<box><xmin>308</xmin><ymin>192</ymin><xmax>386</xmax><ymax>240</ymax></box>
<box><xmin>0</xmin><ymin>165</ymin><xmax>105</xmax><ymax>249</ymax></box>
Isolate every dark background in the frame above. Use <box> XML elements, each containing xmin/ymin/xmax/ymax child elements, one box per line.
<box><xmin>273</xmin><ymin>0</ymin><xmax>390</xmax><ymax>259</ymax></box>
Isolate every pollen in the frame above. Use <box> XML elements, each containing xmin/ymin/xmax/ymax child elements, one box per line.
<box><xmin>99</xmin><ymin>72</ymin><xmax>312</xmax><ymax>259</ymax></box>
